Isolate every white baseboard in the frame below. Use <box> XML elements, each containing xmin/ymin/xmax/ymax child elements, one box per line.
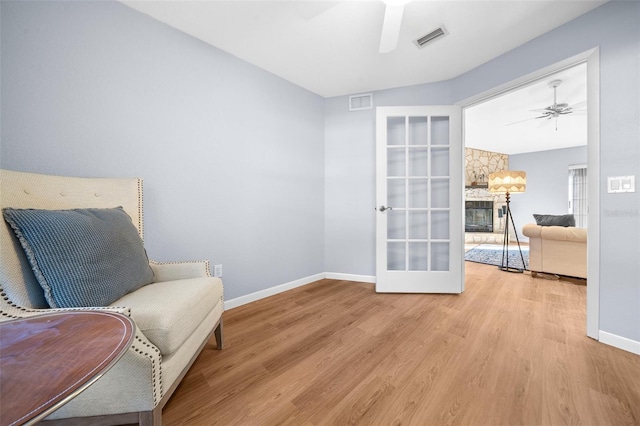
<box><xmin>224</xmin><ymin>272</ymin><xmax>375</xmax><ymax>310</ymax></box>
<box><xmin>324</xmin><ymin>272</ymin><xmax>376</xmax><ymax>283</ymax></box>
<box><xmin>599</xmin><ymin>330</ymin><xmax>640</xmax><ymax>355</ymax></box>
<box><xmin>224</xmin><ymin>273</ymin><xmax>325</xmax><ymax>310</ymax></box>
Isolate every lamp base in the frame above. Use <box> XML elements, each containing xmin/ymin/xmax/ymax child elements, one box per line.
<box><xmin>498</xmin><ymin>266</ymin><xmax>525</xmax><ymax>274</ymax></box>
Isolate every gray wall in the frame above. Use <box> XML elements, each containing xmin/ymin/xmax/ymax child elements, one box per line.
<box><xmin>324</xmin><ymin>1</ymin><xmax>639</xmax><ymax>342</ymax></box>
<box><xmin>510</xmin><ymin>146</ymin><xmax>588</xmax><ymax>240</ymax></box>
<box><xmin>0</xmin><ymin>1</ymin><xmax>326</xmax><ymax>301</ymax></box>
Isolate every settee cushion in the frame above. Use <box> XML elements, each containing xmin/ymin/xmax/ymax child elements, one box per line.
<box><xmin>533</xmin><ymin>213</ymin><xmax>575</xmax><ymax>227</ymax></box>
<box><xmin>2</xmin><ymin>207</ymin><xmax>154</xmax><ymax>308</ymax></box>
<box><xmin>523</xmin><ymin>223</ymin><xmax>587</xmax><ymax>243</ymax></box>
<box><xmin>112</xmin><ymin>277</ymin><xmax>223</xmax><ymax>355</ymax></box>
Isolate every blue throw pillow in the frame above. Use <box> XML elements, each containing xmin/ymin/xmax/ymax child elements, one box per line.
<box><xmin>3</xmin><ymin>207</ymin><xmax>154</xmax><ymax>308</ymax></box>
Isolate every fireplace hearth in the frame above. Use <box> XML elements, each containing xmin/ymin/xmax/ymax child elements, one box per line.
<box><xmin>465</xmin><ymin>200</ymin><xmax>493</xmax><ymax>233</ymax></box>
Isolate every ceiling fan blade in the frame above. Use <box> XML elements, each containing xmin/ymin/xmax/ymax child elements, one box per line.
<box><xmin>506</xmin><ymin>116</ymin><xmax>541</xmax><ymax>126</ymax></box>
<box><xmin>538</xmin><ymin>118</ymin><xmax>553</xmax><ymax>128</ymax></box>
<box><xmin>379</xmin><ymin>4</ymin><xmax>405</xmax><ymax>53</ymax></box>
<box><xmin>570</xmin><ymin>100</ymin><xmax>587</xmax><ymax>109</ymax></box>
<box><xmin>531</xmin><ymin>107</ymin><xmax>553</xmax><ymax>113</ymax></box>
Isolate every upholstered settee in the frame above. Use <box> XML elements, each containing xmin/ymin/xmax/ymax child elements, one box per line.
<box><xmin>522</xmin><ymin>223</ymin><xmax>587</xmax><ymax>279</ymax></box>
<box><xmin>0</xmin><ymin>169</ymin><xmax>224</xmax><ymax>425</ymax></box>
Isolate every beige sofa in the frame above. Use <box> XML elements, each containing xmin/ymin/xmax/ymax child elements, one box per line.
<box><xmin>0</xmin><ymin>169</ymin><xmax>224</xmax><ymax>425</ymax></box>
<box><xmin>522</xmin><ymin>223</ymin><xmax>587</xmax><ymax>279</ymax></box>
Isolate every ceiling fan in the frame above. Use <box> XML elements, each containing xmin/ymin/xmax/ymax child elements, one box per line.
<box><xmin>379</xmin><ymin>0</ymin><xmax>412</xmax><ymax>53</ymax></box>
<box><xmin>508</xmin><ymin>79</ymin><xmax>586</xmax><ymax>130</ymax></box>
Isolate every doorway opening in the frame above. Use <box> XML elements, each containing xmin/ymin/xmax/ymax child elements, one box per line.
<box><xmin>459</xmin><ymin>49</ymin><xmax>600</xmax><ymax>339</ymax></box>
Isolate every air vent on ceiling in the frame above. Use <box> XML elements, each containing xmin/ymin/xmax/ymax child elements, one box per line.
<box><xmin>414</xmin><ymin>26</ymin><xmax>448</xmax><ymax>48</ymax></box>
<box><xmin>349</xmin><ymin>93</ymin><xmax>373</xmax><ymax>111</ymax></box>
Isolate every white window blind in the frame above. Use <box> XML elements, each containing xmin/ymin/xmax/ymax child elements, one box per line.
<box><xmin>569</xmin><ymin>165</ymin><xmax>587</xmax><ymax>228</ymax></box>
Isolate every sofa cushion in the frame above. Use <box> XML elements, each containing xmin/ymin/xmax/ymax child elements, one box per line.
<box><xmin>522</xmin><ymin>223</ymin><xmax>587</xmax><ymax>243</ymax></box>
<box><xmin>2</xmin><ymin>207</ymin><xmax>154</xmax><ymax>308</ymax></box>
<box><xmin>533</xmin><ymin>213</ymin><xmax>575</xmax><ymax>227</ymax></box>
<box><xmin>541</xmin><ymin>225</ymin><xmax>587</xmax><ymax>243</ymax></box>
<box><xmin>111</xmin><ymin>277</ymin><xmax>223</xmax><ymax>355</ymax></box>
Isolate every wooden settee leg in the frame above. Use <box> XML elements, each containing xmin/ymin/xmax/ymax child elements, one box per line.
<box><xmin>214</xmin><ymin>319</ymin><xmax>224</xmax><ymax>350</ymax></box>
<box><xmin>138</xmin><ymin>410</ymin><xmax>159</xmax><ymax>426</ymax></box>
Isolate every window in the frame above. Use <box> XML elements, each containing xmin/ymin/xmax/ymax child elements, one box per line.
<box><xmin>569</xmin><ymin>165</ymin><xmax>587</xmax><ymax>228</ymax></box>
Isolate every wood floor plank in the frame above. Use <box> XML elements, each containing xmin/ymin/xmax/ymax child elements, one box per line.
<box><xmin>162</xmin><ymin>262</ymin><xmax>640</xmax><ymax>425</ymax></box>
<box><xmin>362</xmin><ymin>331</ymin><xmax>466</xmax><ymax>425</ymax></box>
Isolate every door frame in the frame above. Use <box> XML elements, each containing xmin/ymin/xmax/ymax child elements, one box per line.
<box><xmin>457</xmin><ymin>48</ymin><xmax>600</xmax><ymax>339</ymax></box>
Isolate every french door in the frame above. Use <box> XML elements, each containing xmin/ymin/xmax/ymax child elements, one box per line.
<box><xmin>375</xmin><ymin>106</ymin><xmax>463</xmax><ymax>293</ymax></box>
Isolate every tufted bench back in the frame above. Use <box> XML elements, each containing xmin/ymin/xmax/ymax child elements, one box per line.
<box><xmin>0</xmin><ymin>169</ymin><xmax>143</xmax><ymax>308</ymax></box>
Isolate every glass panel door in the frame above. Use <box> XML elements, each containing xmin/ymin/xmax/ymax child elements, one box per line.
<box><xmin>376</xmin><ymin>106</ymin><xmax>463</xmax><ymax>293</ymax></box>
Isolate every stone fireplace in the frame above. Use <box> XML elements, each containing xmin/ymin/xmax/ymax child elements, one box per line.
<box><xmin>465</xmin><ymin>147</ymin><xmax>509</xmax><ymax>244</ymax></box>
<box><xmin>465</xmin><ymin>187</ymin><xmax>507</xmax><ymax>243</ymax></box>
<box><xmin>465</xmin><ymin>200</ymin><xmax>493</xmax><ymax>233</ymax></box>
<box><xmin>465</xmin><ymin>147</ymin><xmax>509</xmax><ymax>186</ymax></box>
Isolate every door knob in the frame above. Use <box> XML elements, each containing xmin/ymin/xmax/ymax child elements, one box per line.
<box><xmin>378</xmin><ymin>205</ymin><xmax>393</xmax><ymax>212</ymax></box>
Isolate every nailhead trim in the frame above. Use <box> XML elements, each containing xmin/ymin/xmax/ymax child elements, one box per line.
<box><xmin>137</xmin><ymin>179</ymin><xmax>144</xmax><ymax>241</ymax></box>
<box><xmin>133</xmin><ymin>334</ymin><xmax>162</xmax><ymax>404</ymax></box>
<box><xmin>149</xmin><ymin>259</ymin><xmax>213</xmax><ymax>277</ymax></box>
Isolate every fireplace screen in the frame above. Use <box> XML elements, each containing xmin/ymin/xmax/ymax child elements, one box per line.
<box><xmin>465</xmin><ymin>201</ymin><xmax>493</xmax><ymax>233</ymax></box>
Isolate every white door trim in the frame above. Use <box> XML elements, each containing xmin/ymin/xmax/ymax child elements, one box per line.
<box><xmin>457</xmin><ymin>48</ymin><xmax>600</xmax><ymax>339</ymax></box>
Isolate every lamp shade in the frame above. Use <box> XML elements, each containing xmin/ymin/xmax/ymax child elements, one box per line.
<box><xmin>488</xmin><ymin>171</ymin><xmax>526</xmax><ymax>193</ymax></box>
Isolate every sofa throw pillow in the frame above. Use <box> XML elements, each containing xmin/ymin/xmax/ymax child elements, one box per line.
<box><xmin>2</xmin><ymin>206</ymin><xmax>154</xmax><ymax>308</ymax></box>
<box><xmin>533</xmin><ymin>213</ymin><xmax>576</xmax><ymax>227</ymax></box>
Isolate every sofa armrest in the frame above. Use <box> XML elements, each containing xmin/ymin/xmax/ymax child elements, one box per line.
<box><xmin>522</xmin><ymin>223</ymin><xmax>541</xmax><ymax>238</ymax></box>
<box><xmin>48</xmin><ymin>324</ymin><xmax>163</xmax><ymax>419</ymax></box>
<box><xmin>0</xmin><ymin>301</ymin><xmax>164</xmax><ymax>418</ymax></box>
<box><xmin>149</xmin><ymin>260</ymin><xmax>212</xmax><ymax>282</ymax></box>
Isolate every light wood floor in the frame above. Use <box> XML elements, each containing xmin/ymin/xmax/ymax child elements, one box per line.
<box><xmin>163</xmin><ymin>262</ymin><xmax>640</xmax><ymax>425</ymax></box>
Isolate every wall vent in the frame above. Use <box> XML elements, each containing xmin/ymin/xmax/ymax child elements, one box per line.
<box><xmin>349</xmin><ymin>93</ymin><xmax>373</xmax><ymax>111</ymax></box>
<box><xmin>414</xmin><ymin>26</ymin><xmax>448</xmax><ymax>48</ymax></box>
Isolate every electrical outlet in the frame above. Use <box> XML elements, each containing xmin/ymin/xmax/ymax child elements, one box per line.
<box><xmin>214</xmin><ymin>264</ymin><xmax>223</xmax><ymax>278</ymax></box>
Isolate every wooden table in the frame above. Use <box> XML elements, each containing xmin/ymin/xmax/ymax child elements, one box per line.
<box><xmin>0</xmin><ymin>311</ymin><xmax>135</xmax><ymax>426</ymax></box>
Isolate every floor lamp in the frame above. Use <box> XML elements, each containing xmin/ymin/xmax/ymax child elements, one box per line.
<box><xmin>488</xmin><ymin>171</ymin><xmax>528</xmax><ymax>273</ymax></box>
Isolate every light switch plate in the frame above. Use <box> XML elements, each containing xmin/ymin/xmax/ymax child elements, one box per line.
<box><xmin>607</xmin><ymin>176</ymin><xmax>635</xmax><ymax>193</ymax></box>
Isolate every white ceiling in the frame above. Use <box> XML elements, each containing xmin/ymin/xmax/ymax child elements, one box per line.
<box><xmin>121</xmin><ymin>0</ymin><xmax>594</xmax><ymax>155</ymax></box>
<box><xmin>121</xmin><ymin>0</ymin><xmax>606</xmax><ymax>98</ymax></box>
<box><xmin>465</xmin><ymin>62</ymin><xmax>588</xmax><ymax>155</ymax></box>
